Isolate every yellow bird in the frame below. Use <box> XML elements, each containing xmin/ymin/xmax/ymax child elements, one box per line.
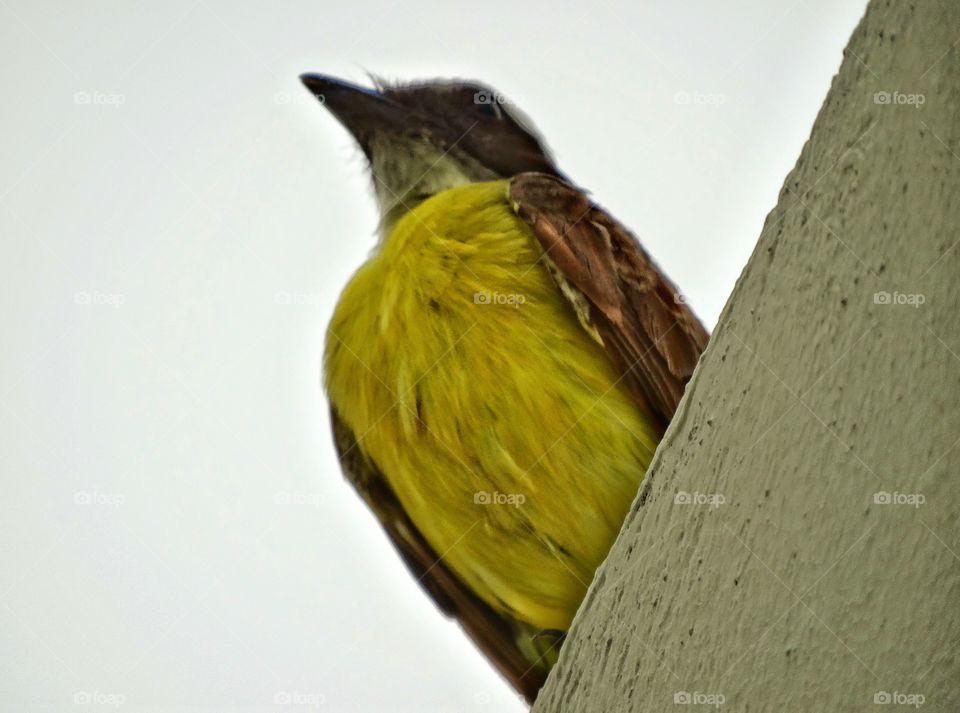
<box><xmin>301</xmin><ymin>74</ymin><xmax>708</xmax><ymax>702</ymax></box>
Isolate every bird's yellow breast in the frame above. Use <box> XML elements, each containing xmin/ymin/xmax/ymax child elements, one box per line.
<box><xmin>325</xmin><ymin>180</ymin><xmax>658</xmax><ymax>629</ymax></box>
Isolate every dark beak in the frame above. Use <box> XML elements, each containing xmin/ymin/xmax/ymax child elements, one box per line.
<box><xmin>299</xmin><ymin>73</ymin><xmax>409</xmax><ymax>155</ymax></box>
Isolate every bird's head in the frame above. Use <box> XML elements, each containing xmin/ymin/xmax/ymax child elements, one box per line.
<box><xmin>300</xmin><ymin>74</ymin><xmax>560</xmax><ymax>226</ymax></box>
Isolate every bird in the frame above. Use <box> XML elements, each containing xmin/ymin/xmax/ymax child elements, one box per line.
<box><xmin>300</xmin><ymin>73</ymin><xmax>709</xmax><ymax>703</ymax></box>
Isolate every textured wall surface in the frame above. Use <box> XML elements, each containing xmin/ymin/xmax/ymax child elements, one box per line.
<box><xmin>534</xmin><ymin>1</ymin><xmax>960</xmax><ymax>711</ymax></box>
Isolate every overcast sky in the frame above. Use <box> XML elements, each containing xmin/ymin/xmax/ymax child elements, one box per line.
<box><xmin>1</xmin><ymin>1</ymin><xmax>868</xmax><ymax>711</ymax></box>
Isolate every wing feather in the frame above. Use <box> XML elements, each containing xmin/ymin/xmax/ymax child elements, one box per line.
<box><xmin>510</xmin><ymin>172</ymin><xmax>709</xmax><ymax>429</ymax></box>
<box><xmin>330</xmin><ymin>408</ymin><xmax>547</xmax><ymax>703</ymax></box>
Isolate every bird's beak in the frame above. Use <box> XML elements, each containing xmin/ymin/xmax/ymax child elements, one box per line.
<box><xmin>299</xmin><ymin>73</ymin><xmax>409</xmax><ymax>157</ymax></box>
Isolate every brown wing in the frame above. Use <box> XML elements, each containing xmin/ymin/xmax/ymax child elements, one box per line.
<box><xmin>510</xmin><ymin>172</ymin><xmax>709</xmax><ymax>430</ymax></box>
<box><xmin>330</xmin><ymin>408</ymin><xmax>547</xmax><ymax>703</ymax></box>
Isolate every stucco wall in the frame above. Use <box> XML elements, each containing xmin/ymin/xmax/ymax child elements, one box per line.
<box><xmin>534</xmin><ymin>1</ymin><xmax>960</xmax><ymax>710</ymax></box>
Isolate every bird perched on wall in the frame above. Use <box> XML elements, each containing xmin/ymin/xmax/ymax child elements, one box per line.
<box><xmin>300</xmin><ymin>73</ymin><xmax>708</xmax><ymax>703</ymax></box>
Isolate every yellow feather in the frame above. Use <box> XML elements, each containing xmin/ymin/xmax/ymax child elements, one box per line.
<box><xmin>325</xmin><ymin>180</ymin><xmax>659</xmax><ymax>630</ymax></box>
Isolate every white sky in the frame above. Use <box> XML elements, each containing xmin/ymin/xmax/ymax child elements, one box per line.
<box><xmin>1</xmin><ymin>1</ymin><xmax>867</xmax><ymax>711</ymax></box>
